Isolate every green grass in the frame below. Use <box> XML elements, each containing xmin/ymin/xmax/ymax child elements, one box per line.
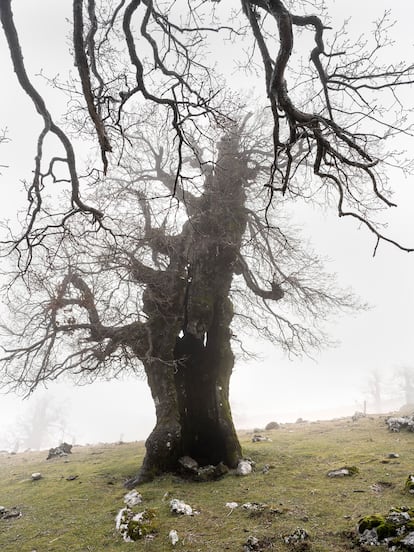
<box><xmin>0</xmin><ymin>415</ymin><xmax>413</xmax><ymax>551</ymax></box>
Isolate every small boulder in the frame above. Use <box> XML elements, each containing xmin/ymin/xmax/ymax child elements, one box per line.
<box><xmin>31</xmin><ymin>473</ymin><xmax>42</xmax><ymax>481</ymax></box>
<box><xmin>170</xmin><ymin>498</ymin><xmax>193</xmax><ymax>516</ymax></box>
<box><xmin>124</xmin><ymin>490</ymin><xmax>143</xmax><ymax>507</ymax></box>
<box><xmin>236</xmin><ymin>460</ymin><xmax>253</xmax><ymax>476</ymax></box>
<box><xmin>47</xmin><ymin>442</ymin><xmax>72</xmax><ymax>460</ymax></box>
<box><xmin>168</xmin><ymin>529</ymin><xmax>179</xmax><ymax>545</ymax></box>
<box><xmin>327</xmin><ymin>466</ymin><xmax>359</xmax><ymax>478</ymax></box>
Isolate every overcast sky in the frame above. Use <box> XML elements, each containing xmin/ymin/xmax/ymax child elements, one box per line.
<box><xmin>0</xmin><ymin>0</ymin><xmax>413</xmax><ymax>451</ymax></box>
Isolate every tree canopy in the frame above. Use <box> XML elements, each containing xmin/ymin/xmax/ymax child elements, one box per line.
<box><xmin>0</xmin><ymin>0</ymin><xmax>413</xmax><ymax>481</ymax></box>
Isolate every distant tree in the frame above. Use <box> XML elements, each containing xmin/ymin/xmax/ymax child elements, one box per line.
<box><xmin>0</xmin><ymin>1</ymin><xmax>413</xmax><ymax>483</ymax></box>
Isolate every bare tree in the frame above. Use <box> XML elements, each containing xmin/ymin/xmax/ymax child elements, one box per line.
<box><xmin>0</xmin><ymin>1</ymin><xmax>413</xmax><ymax>482</ymax></box>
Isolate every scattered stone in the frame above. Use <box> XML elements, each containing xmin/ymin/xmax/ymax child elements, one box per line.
<box><xmin>115</xmin><ymin>507</ymin><xmax>157</xmax><ymax>542</ymax></box>
<box><xmin>405</xmin><ymin>475</ymin><xmax>414</xmax><ymax>494</ymax></box>
<box><xmin>327</xmin><ymin>465</ymin><xmax>359</xmax><ymax>478</ymax></box>
<box><xmin>236</xmin><ymin>460</ymin><xmax>253</xmax><ymax>476</ymax></box>
<box><xmin>388</xmin><ymin>453</ymin><xmax>400</xmax><ymax>459</ymax></box>
<box><xmin>265</xmin><ymin>421</ymin><xmax>280</xmax><ymax>430</ymax></box>
<box><xmin>284</xmin><ymin>528</ymin><xmax>310</xmax><ymax>545</ymax></box>
<box><xmin>262</xmin><ymin>464</ymin><xmax>270</xmax><ymax>474</ymax></box>
<box><xmin>0</xmin><ymin>507</ymin><xmax>22</xmax><ymax>520</ymax></box>
<box><xmin>66</xmin><ymin>475</ymin><xmax>79</xmax><ymax>481</ymax></box>
<box><xmin>244</xmin><ymin>535</ymin><xmax>259</xmax><ymax>551</ymax></box>
<box><xmin>226</xmin><ymin>502</ymin><xmax>239</xmax><ymax>510</ymax></box>
<box><xmin>357</xmin><ymin>507</ymin><xmax>414</xmax><ymax>549</ymax></box>
<box><xmin>242</xmin><ymin>502</ymin><xmax>268</xmax><ymax>514</ymax></box>
<box><xmin>31</xmin><ymin>473</ymin><xmax>42</xmax><ymax>481</ymax></box>
<box><xmin>170</xmin><ymin>498</ymin><xmax>194</xmax><ymax>516</ymax></box>
<box><xmin>195</xmin><ymin>462</ymin><xmax>229</xmax><ymax>482</ymax></box>
<box><xmin>124</xmin><ymin>490</ymin><xmax>143</xmax><ymax>507</ymax></box>
<box><xmin>252</xmin><ymin>435</ymin><xmax>271</xmax><ymax>443</ymax></box>
<box><xmin>386</xmin><ymin>416</ymin><xmax>414</xmax><ymax>432</ymax></box>
<box><xmin>168</xmin><ymin>529</ymin><xmax>179</xmax><ymax>545</ymax></box>
<box><xmin>47</xmin><ymin>442</ymin><xmax>72</xmax><ymax>460</ymax></box>
<box><xmin>178</xmin><ymin>456</ymin><xmax>199</xmax><ymax>472</ymax></box>
<box><xmin>178</xmin><ymin>456</ymin><xmax>228</xmax><ymax>481</ymax></box>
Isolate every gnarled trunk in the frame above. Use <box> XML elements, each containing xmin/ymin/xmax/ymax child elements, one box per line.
<box><xmin>126</xmin><ymin>130</ymin><xmax>247</xmax><ymax>486</ymax></box>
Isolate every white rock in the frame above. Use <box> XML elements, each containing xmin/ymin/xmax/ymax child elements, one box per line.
<box><xmin>226</xmin><ymin>502</ymin><xmax>239</xmax><ymax>509</ymax></box>
<box><xmin>170</xmin><ymin>498</ymin><xmax>193</xmax><ymax>515</ymax></box>
<box><xmin>124</xmin><ymin>490</ymin><xmax>143</xmax><ymax>507</ymax></box>
<box><xmin>236</xmin><ymin>460</ymin><xmax>252</xmax><ymax>476</ymax></box>
<box><xmin>31</xmin><ymin>473</ymin><xmax>42</xmax><ymax>481</ymax></box>
<box><xmin>169</xmin><ymin>529</ymin><xmax>179</xmax><ymax>545</ymax></box>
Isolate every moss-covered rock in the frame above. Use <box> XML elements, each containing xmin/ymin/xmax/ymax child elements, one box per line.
<box><xmin>357</xmin><ymin>507</ymin><xmax>414</xmax><ymax>549</ymax></box>
<box><xmin>115</xmin><ymin>507</ymin><xmax>157</xmax><ymax>542</ymax></box>
<box><xmin>405</xmin><ymin>475</ymin><xmax>414</xmax><ymax>494</ymax></box>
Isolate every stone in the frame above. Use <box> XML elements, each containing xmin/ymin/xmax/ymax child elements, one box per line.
<box><xmin>170</xmin><ymin>499</ymin><xmax>193</xmax><ymax>516</ymax></box>
<box><xmin>168</xmin><ymin>529</ymin><xmax>179</xmax><ymax>545</ymax></box>
<box><xmin>31</xmin><ymin>472</ymin><xmax>42</xmax><ymax>481</ymax></box>
<box><xmin>124</xmin><ymin>490</ymin><xmax>143</xmax><ymax>507</ymax></box>
<box><xmin>284</xmin><ymin>528</ymin><xmax>310</xmax><ymax>544</ymax></box>
<box><xmin>178</xmin><ymin>456</ymin><xmax>199</xmax><ymax>472</ymax></box>
<box><xmin>47</xmin><ymin>442</ymin><xmax>72</xmax><ymax>460</ymax></box>
<box><xmin>0</xmin><ymin>507</ymin><xmax>21</xmax><ymax>520</ymax></box>
<box><xmin>251</xmin><ymin>435</ymin><xmax>271</xmax><ymax>443</ymax></box>
<box><xmin>115</xmin><ymin>507</ymin><xmax>157</xmax><ymax>542</ymax></box>
<box><xmin>327</xmin><ymin>465</ymin><xmax>359</xmax><ymax>477</ymax></box>
<box><xmin>236</xmin><ymin>460</ymin><xmax>253</xmax><ymax>476</ymax></box>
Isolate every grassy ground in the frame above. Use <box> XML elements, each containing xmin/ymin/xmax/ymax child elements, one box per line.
<box><xmin>0</xmin><ymin>415</ymin><xmax>413</xmax><ymax>551</ymax></box>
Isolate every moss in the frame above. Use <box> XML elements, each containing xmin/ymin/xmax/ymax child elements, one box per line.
<box><xmin>358</xmin><ymin>514</ymin><xmax>386</xmax><ymax>533</ymax></box>
<box><xmin>119</xmin><ymin>508</ymin><xmax>158</xmax><ymax>541</ymax></box>
<box><xmin>405</xmin><ymin>475</ymin><xmax>414</xmax><ymax>493</ymax></box>
<box><xmin>343</xmin><ymin>465</ymin><xmax>359</xmax><ymax>475</ymax></box>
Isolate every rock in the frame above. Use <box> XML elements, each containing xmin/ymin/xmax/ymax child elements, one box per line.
<box><xmin>236</xmin><ymin>460</ymin><xmax>253</xmax><ymax>476</ymax></box>
<box><xmin>400</xmin><ymin>532</ymin><xmax>414</xmax><ymax>550</ymax></box>
<box><xmin>0</xmin><ymin>507</ymin><xmax>21</xmax><ymax>520</ymax></box>
<box><xmin>31</xmin><ymin>472</ymin><xmax>42</xmax><ymax>481</ymax></box>
<box><xmin>357</xmin><ymin>508</ymin><xmax>414</xmax><ymax>548</ymax></box>
<box><xmin>405</xmin><ymin>475</ymin><xmax>414</xmax><ymax>493</ymax></box>
<box><xmin>284</xmin><ymin>528</ymin><xmax>310</xmax><ymax>544</ymax></box>
<box><xmin>47</xmin><ymin>442</ymin><xmax>72</xmax><ymax>460</ymax></box>
<box><xmin>242</xmin><ymin>502</ymin><xmax>268</xmax><ymax>513</ymax></box>
<box><xmin>178</xmin><ymin>456</ymin><xmax>199</xmax><ymax>472</ymax></box>
<box><xmin>124</xmin><ymin>490</ymin><xmax>143</xmax><ymax>507</ymax></box>
<box><xmin>386</xmin><ymin>416</ymin><xmax>414</xmax><ymax>432</ymax></box>
<box><xmin>168</xmin><ymin>529</ymin><xmax>179</xmax><ymax>545</ymax></box>
<box><xmin>178</xmin><ymin>457</ymin><xmax>228</xmax><ymax>481</ymax></box>
<box><xmin>170</xmin><ymin>499</ymin><xmax>193</xmax><ymax>516</ymax></box>
<box><xmin>225</xmin><ymin>502</ymin><xmax>239</xmax><ymax>510</ymax></box>
<box><xmin>243</xmin><ymin>535</ymin><xmax>259</xmax><ymax>551</ymax></box>
<box><xmin>115</xmin><ymin>507</ymin><xmax>157</xmax><ymax>542</ymax></box>
<box><xmin>66</xmin><ymin>475</ymin><xmax>78</xmax><ymax>481</ymax></box>
<box><xmin>251</xmin><ymin>435</ymin><xmax>271</xmax><ymax>443</ymax></box>
<box><xmin>388</xmin><ymin>452</ymin><xmax>400</xmax><ymax>459</ymax></box>
<box><xmin>327</xmin><ymin>465</ymin><xmax>359</xmax><ymax>477</ymax></box>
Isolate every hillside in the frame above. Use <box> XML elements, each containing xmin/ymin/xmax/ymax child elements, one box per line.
<box><xmin>0</xmin><ymin>415</ymin><xmax>412</xmax><ymax>551</ymax></box>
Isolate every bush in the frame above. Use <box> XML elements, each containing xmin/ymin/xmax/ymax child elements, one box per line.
<box><xmin>265</xmin><ymin>421</ymin><xmax>279</xmax><ymax>430</ymax></box>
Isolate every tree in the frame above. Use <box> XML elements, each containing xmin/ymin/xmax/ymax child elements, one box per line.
<box><xmin>0</xmin><ymin>1</ymin><xmax>413</xmax><ymax>483</ymax></box>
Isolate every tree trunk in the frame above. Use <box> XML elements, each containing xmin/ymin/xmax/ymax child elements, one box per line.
<box><xmin>174</xmin><ymin>296</ymin><xmax>241</xmax><ymax>468</ymax></box>
<box><xmin>126</xmin><ymin>129</ymin><xmax>247</xmax><ymax>486</ymax></box>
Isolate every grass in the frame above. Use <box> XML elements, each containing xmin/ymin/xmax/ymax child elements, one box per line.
<box><xmin>0</xmin><ymin>415</ymin><xmax>413</xmax><ymax>551</ymax></box>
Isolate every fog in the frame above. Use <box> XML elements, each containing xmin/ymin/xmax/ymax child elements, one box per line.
<box><xmin>0</xmin><ymin>0</ymin><xmax>413</xmax><ymax>451</ymax></box>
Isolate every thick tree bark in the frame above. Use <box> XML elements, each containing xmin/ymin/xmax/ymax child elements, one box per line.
<box><xmin>126</xmin><ymin>130</ymin><xmax>248</xmax><ymax>486</ymax></box>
